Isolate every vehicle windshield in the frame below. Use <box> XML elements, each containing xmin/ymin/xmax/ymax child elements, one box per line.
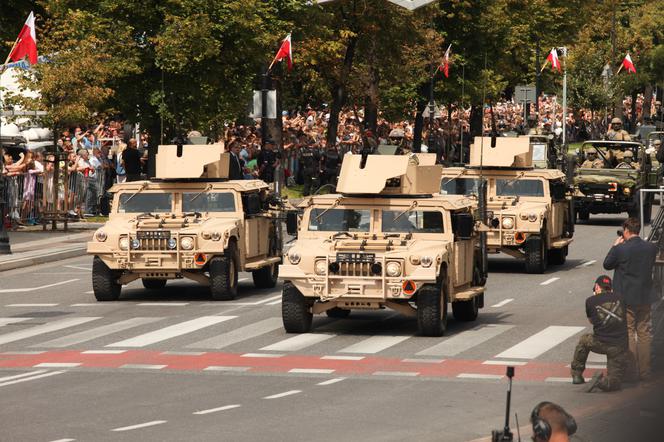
<box><xmin>308</xmin><ymin>208</ymin><xmax>371</xmax><ymax>232</ymax></box>
<box><xmin>441</xmin><ymin>177</ymin><xmax>480</xmax><ymax>196</ymax></box>
<box><xmin>183</xmin><ymin>192</ymin><xmax>235</xmax><ymax>213</ymax></box>
<box><xmin>495</xmin><ymin>179</ymin><xmax>544</xmax><ymax>197</ymax></box>
<box><xmin>118</xmin><ymin>193</ymin><xmax>172</xmax><ymax>213</ymax></box>
<box><xmin>381</xmin><ymin>210</ymin><xmax>444</xmax><ymax>233</ymax></box>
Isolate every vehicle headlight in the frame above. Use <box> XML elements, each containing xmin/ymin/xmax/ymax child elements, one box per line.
<box><xmin>119</xmin><ymin>237</ymin><xmax>129</xmax><ymax>251</ymax></box>
<box><xmin>386</xmin><ymin>261</ymin><xmax>402</xmax><ymax>277</ymax></box>
<box><xmin>288</xmin><ymin>250</ymin><xmax>301</xmax><ymax>265</ymax></box>
<box><xmin>420</xmin><ymin>256</ymin><xmax>433</xmax><ymax>268</ymax></box>
<box><xmin>95</xmin><ymin>230</ymin><xmax>107</xmax><ymax>242</ymax></box>
<box><xmin>314</xmin><ymin>260</ymin><xmax>327</xmax><ymax>275</ymax></box>
<box><xmin>501</xmin><ymin>217</ymin><xmax>515</xmax><ymax>229</ymax></box>
<box><xmin>528</xmin><ymin>213</ymin><xmax>538</xmax><ymax>222</ymax></box>
<box><xmin>167</xmin><ymin>238</ymin><xmax>177</xmax><ymax>250</ymax></box>
<box><xmin>130</xmin><ymin>239</ymin><xmax>140</xmax><ymax>250</ymax></box>
<box><xmin>180</xmin><ymin>236</ymin><xmax>194</xmax><ymax>250</ymax></box>
<box><xmin>623</xmin><ymin>187</ymin><xmax>631</xmax><ymax>195</ymax></box>
<box><xmin>211</xmin><ymin>232</ymin><xmax>222</xmax><ymax>241</ymax></box>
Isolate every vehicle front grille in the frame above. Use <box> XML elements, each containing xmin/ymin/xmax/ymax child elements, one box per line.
<box><xmin>138</xmin><ymin>238</ymin><xmax>169</xmax><ymax>251</ymax></box>
<box><xmin>579</xmin><ymin>184</ymin><xmax>611</xmax><ymax>194</ymax></box>
<box><xmin>336</xmin><ymin>262</ymin><xmax>374</xmax><ymax>277</ymax></box>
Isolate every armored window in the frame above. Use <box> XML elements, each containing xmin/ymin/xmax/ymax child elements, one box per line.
<box><xmin>381</xmin><ymin>210</ymin><xmax>443</xmax><ymax>233</ymax></box>
<box><xmin>308</xmin><ymin>209</ymin><xmax>371</xmax><ymax>232</ymax></box>
<box><xmin>495</xmin><ymin>179</ymin><xmax>544</xmax><ymax>197</ymax></box>
<box><xmin>118</xmin><ymin>193</ymin><xmax>172</xmax><ymax>213</ymax></box>
<box><xmin>441</xmin><ymin>177</ymin><xmax>480</xmax><ymax>196</ymax></box>
<box><xmin>183</xmin><ymin>192</ymin><xmax>235</xmax><ymax>213</ymax></box>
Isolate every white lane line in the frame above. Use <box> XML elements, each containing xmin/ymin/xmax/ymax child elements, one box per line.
<box><xmin>221</xmin><ymin>294</ymin><xmax>282</xmax><ymax>306</ymax></box>
<box><xmin>577</xmin><ymin>260</ymin><xmax>597</xmax><ymax>268</ymax></box>
<box><xmin>373</xmin><ymin>371</ymin><xmax>419</xmax><ymax>377</ymax></box>
<box><xmin>457</xmin><ymin>373</ymin><xmax>504</xmax><ymax>380</ymax></box>
<box><xmin>402</xmin><ymin>358</ymin><xmax>445</xmax><ymax>364</ymax></box>
<box><xmin>545</xmin><ymin>377</ymin><xmax>591</xmax><ymax>383</ymax></box>
<box><xmin>264</xmin><ymin>390</ymin><xmax>302</xmax><ymax>399</ymax></box>
<box><xmin>37</xmin><ymin>317</ymin><xmax>162</xmax><ymax>348</ymax></box>
<box><xmin>34</xmin><ymin>363</ymin><xmax>81</xmax><ymax>368</ymax></box>
<box><xmin>161</xmin><ymin>351</ymin><xmax>206</xmax><ymax>356</ymax></box>
<box><xmin>0</xmin><ymin>370</ymin><xmax>66</xmax><ymax>387</ymax></box>
<box><xmin>111</xmin><ymin>420</ymin><xmax>167</xmax><ymax>432</ymax></box>
<box><xmin>241</xmin><ymin>353</ymin><xmax>284</xmax><ymax>358</ymax></box>
<box><xmin>107</xmin><ymin>316</ymin><xmax>236</xmax><ymax>347</ymax></box>
<box><xmin>204</xmin><ymin>366</ymin><xmax>251</xmax><ymax>372</ymax></box>
<box><xmin>261</xmin><ymin>333</ymin><xmax>335</xmax><ymax>352</ymax></box>
<box><xmin>0</xmin><ymin>317</ymin><xmax>100</xmax><ymax>346</ymax></box>
<box><xmin>266</xmin><ymin>299</ymin><xmax>282</xmax><ymax>306</ymax></box>
<box><xmin>2</xmin><ymin>350</ymin><xmax>45</xmax><ymax>355</ymax></box>
<box><xmin>289</xmin><ymin>368</ymin><xmax>335</xmax><ymax>374</ymax></box>
<box><xmin>317</xmin><ymin>378</ymin><xmax>346</xmax><ymax>386</ymax></box>
<box><xmin>0</xmin><ymin>370</ymin><xmax>48</xmax><ymax>382</ymax></box>
<box><xmin>587</xmin><ymin>352</ymin><xmax>606</xmax><ymax>363</ymax></box>
<box><xmin>491</xmin><ymin>299</ymin><xmax>514</xmax><ymax>308</ymax></box>
<box><xmin>84</xmin><ymin>291</ymin><xmax>94</xmax><ymax>294</ymax></box>
<box><xmin>253</xmin><ymin>295</ymin><xmax>282</xmax><ymax>305</ymax></box>
<box><xmin>321</xmin><ymin>355</ymin><xmax>364</xmax><ymax>361</ymax></box>
<box><xmin>0</xmin><ymin>279</ymin><xmax>80</xmax><ymax>294</ymax></box>
<box><xmin>494</xmin><ymin>325</ymin><xmax>585</xmax><ymax>360</ymax></box>
<box><xmin>417</xmin><ymin>324</ymin><xmax>514</xmax><ymax>357</ymax></box>
<box><xmin>7</xmin><ymin>303</ymin><xmax>59</xmax><ymax>307</ymax></box>
<box><xmin>138</xmin><ymin>303</ymin><xmax>189</xmax><ymax>307</ymax></box>
<box><xmin>0</xmin><ymin>317</ymin><xmax>32</xmax><ymax>326</ymax></box>
<box><xmin>82</xmin><ymin>350</ymin><xmax>127</xmax><ymax>355</ymax></box>
<box><xmin>482</xmin><ymin>360</ymin><xmax>528</xmax><ymax>366</ymax></box>
<box><xmin>49</xmin><ymin>438</ymin><xmax>76</xmax><ymax>442</ymax></box>
<box><xmin>193</xmin><ymin>404</ymin><xmax>241</xmax><ymax>415</ymax></box>
<box><xmin>120</xmin><ymin>364</ymin><xmax>166</xmax><ymax>370</ymax></box>
<box><xmin>70</xmin><ymin>303</ymin><xmax>97</xmax><ymax>307</ymax></box>
<box><xmin>338</xmin><ymin>335</ymin><xmax>411</xmax><ymax>354</ymax></box>
<box><xmin>540</xmin><ymin>277</ymin><xmax>560</xmax><ymax>286</ymax></box>
<box><xmin>65</xmin><ymin>265</ymin><xmax>91</xmax><ymax>271</ymax></box>
<box><xmin>187</xmin><ymin>317</ymin><xmax>282</xmax><ymax>349</ymax></box>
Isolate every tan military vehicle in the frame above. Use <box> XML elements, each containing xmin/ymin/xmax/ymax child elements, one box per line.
<box><xmin>279</xmin><ymin>153</ymin><xmax>487</xmax><ymax>337</ymax></box>
<box><xmin>87</xmin><ymin>144</ymin><xmax>282</xmax><ymax>301</ymax></box>
<box><xmin>441</xmin><ymin>137</ymin><xmax>573</xmax><ymax>273</ymax></box>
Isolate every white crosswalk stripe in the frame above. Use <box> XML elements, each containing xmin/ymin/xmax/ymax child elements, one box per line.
<box><xmin>416</xmin><ymin>324</ymin><xmax>514</xmax><ymax>357</ymax></box>
<box><xmin>338</xmin><ymin>335</ymin><xmax>411</xmax><ymax>354</ymax></box>
<box><xmin>107</xmin><ymin>316</ymin><xmax>236</xmax><ymax>348</ymax></box>
<box><xmin>35</xmin><ymin>317</ymin><xmax>163</xmax><ymax>348</ymax></box>
<box><xmin>187</xmin><ymin>317</ymin><xmax>282</xmax><ymax>350</ymax></box>
<box><xmin>261</xmin><ymin>333</ymin><xmax>335</xmax><ymax>352</ymax></box>
<box><xmin>0</xmin><ymin>318</ymin><xmax>32</xmax><ymax>327</ymax></box>
<box><xmin>494</xmin><ymin>326</ymin><xmax>585</xmax><ymax>360</ymax></box>
<box><xmin>0</xmin><ymin>317</ymin><xmax>100</xmax><ymax>346</ymax></box>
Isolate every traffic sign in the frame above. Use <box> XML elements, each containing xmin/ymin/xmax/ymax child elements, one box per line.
<box><xmin>514</xmin><ymin>85</ymin><xmax>536</xmax><ymax>103</ymax></box>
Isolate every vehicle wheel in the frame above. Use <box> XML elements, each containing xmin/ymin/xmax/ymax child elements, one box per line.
<box><xmin>252</xmin><ymin>261</ymin><xmax>279</xmax><ymax>289</ymax></box>
<box><xmin>282</xmin><ymin>281</ymin><xmax>313</xmax><ymax>333</ymax></box>
<box><xmin>417</xmin><ymin>277</ymin><xmax>448</xmax><ymax>337</ymax></box>
<box><xmin>548</xmin><ymin>246</ymin><xmax>567</xmax><ymax>266</ymax></box>
<box><xmin>326</xmin><ymin>307</ymin><xmax>351</xmax><ymax>318</ymax></box>
<box><xmin>452</xmin><ymin>297</ymin><xmax>479</xmax><ymax>322</ymax></box>
<box><xmin>524</xmin><ymin>236</ymin><xmax>547</xmax><ymax>274</ymax></box>
<box><xmin>92</xmin><ymin>256</ymin><xmax>121</xmax><ymax>301</ymax></box>
<box><xmin>209</xmin><ymin>243</ymin><xmax>239</xmax><ymax>301</ymax></box>
<box><xmin>142</xmin><ymin>279</ymin><xmax>166</xmax><ymax>290</ymax></box>
<box><xmin>576</xmin><ymin>209</ymin><xmax>589</xmax><ymax>222</ymax></box>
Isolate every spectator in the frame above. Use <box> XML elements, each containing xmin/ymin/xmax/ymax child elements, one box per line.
<box><xmin>122</xmin><ymin>139</ymin><xmax>143</xmax><ymax>182</ymax></box>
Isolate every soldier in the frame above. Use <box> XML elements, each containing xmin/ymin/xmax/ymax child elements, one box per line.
<box><xmin>321</xmin><ymin>144</ymin><xmax>341</xmax><ymax>188</ymax></box>
<box><xmin>571</xmin><ymin>275</ymin><xmax>628</xmax><ymax>392</ymax></box>
<box><xmin>526</xmin><ymin>114</ymin><xmax>541</xmax><ymax>135</ymax></box>
<box><xmin>606</xmin><ymin>117</ymin><xmax>631</xmax><ymax>141</ymax></box>
<box><xmin>299</xmin><ymin>139</ymin><xmax>320</xmax><ymax>196</ymax></box>
<box><xmin>581</xmin><ymin>147</ymin><xmax>604</xmax><ymax>169</ymax></box>
<box><xmin>257</xmin><ymin>139</ymin><xmax>280</xmax><ymax>183</ymax></box>
<box><xmin>653</xmin><ymin>140</ymin><xmax>664</xmax><ymax>164</ymax></box>
<box><xmin>615</xmin><ymin>150</ymin><xmax>638</xmax><ymax>170</ymax></box>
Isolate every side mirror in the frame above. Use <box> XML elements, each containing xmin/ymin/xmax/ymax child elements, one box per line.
<box><xmin>452</xmin><ymin>212</ymin><xmax>474</xmax><ymax>240</ymax></box>
<box><xmin>491</xmin><ymin>135</ymin><xmax>497</xmax><ymax>148</ymax></box>
<box><xmin>286</xmin><ymin>210</ymin><xmax>299</xmax><ymax>236</ymax></box>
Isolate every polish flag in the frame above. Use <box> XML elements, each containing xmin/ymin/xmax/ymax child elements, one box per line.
<box><xmin>438</xmin><ymin>44</ymin><xmax>452</xmax><ymax>78</ymax></box>
<box><xmin>546</xmin><ymin>48</ymin><xmax>561</xmax><ymax>73</ymax></box>
<box><xmin>621</xmin><ymin>53</ymin><xmax>636</xmax><ymax>74</ymax></box>
<box><xmin>8</xmin><ymin>12</ymin><xmax>38</xmax><ymax>65</ymax></box>
<box><xmin>272</xmin><ymin>33</ymin><xmax>293</xmax><ymax>71</ymax></box>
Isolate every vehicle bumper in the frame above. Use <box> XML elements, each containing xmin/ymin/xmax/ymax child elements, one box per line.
<box><xmin>575</xmin><ymin>196</ymin><xmax>634</xmax><ymax>213</ymax></box>
<box><xmin>88</xmin><ymin>242</ymin><xmax>210</xmax><ymax>272</ymax></box>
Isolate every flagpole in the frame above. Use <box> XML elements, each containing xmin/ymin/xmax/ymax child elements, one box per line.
<box><xmin>562</xmin><ymin>47</ymin><xmax>568</xmax><ymax>146</ymax></box>
<box><xmin>2</xmin><ymin>37</ymin><xmax>21</xmax><ymax>68</ymax></box>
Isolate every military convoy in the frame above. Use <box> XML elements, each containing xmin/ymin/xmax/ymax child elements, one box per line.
<box><xmin>87</xmin><ymin>143</ymin><xmax>282</xmax><ymax>301</ymax></box>
<box><xmin>279</xmin><ymin>153</ymin><xmax>487</xmax><ymax>336</ymax></box>
<box><xmin>441</xmin><ymin>137</ymin><xmax>574</xmax><ymax>273</ymax></box>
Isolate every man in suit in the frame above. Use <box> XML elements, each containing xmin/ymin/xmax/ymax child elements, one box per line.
<box><xmin>228</xmin><ymin>140</ymin><xmax>244</xmax><ymax>180</ymax></box>
<box><xmin>603</xmin><ymin>217</ymin><xmax>658</xmax><ymax>382</ymax></box>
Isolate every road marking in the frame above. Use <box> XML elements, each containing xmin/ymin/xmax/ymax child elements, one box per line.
<box><xmin>111</xmin><ymin>421</ymin><xmax>167</xmax><ymax>432</ymax></box>
<box><xmin>545</xmin><ymin>377</ymin><xmax>591</xmax><ymax>383</ymax></box>
<box><xmin>193</xmin><ymin>404</ymin><xmax>241</xmax><ymax>415</ymax></box>
<box><xmin>0</xmin><ymin>370</ymin><xmax>48</xmax><ymax>382</ymax></box>
<box><xmin>65</xmin><ymin>265</ymin><xmax>91</xmax><ymax>271</ymax></box>
<box><xmin>37</xmin><ymin>317</ymin><xmax>162</xmax><ymax>348</ymax></box>
<box><xmin>402</xmin><ymin>358</ymin><xmax>445</xmax><ymax>364</ymax></box>
<box><xmin>457</xmin><ymin>373</ymin><xmax>504</xmax><ymax>380</ymax></box>
<box><xmin>138</xmin><ymin>303</ymin><xmax>189</xmax><ymax>306</ymax></box>
<box><xmin>0</xmin><ymin>370</ymin><xmax>65</xmax><ymax>387</ymax></box>
<box><xmin>0</xmin><ymin>317</ymin><xmax>32</xmax><ymax>326</ymax></box>
<box><xmin>321</xmin><ymin>355</ymin><xmax>364</xmax><ymax>361</ymax></box>
<box><xmin>107</xmin><ymin>316</ymin><xmax>236</xmax><ymax>347</ymax></box>
<box><xmin>373</xmin><ymin>371</ymin><xmax>419</xmax><ymax>377</ymax></box>
<box><xmin>34</xmin><ymin>362</ymin><xmax>81</xmax><ymax>368</ymax></box>
<box><xmin>204</xmin><ymin>366</ymin><xmax>251</xmax><ymax>372</ymax></box>
<box><xmin>577</xmin><ymin>260</ymin><xmax>597</xmax><ymax>268</ymax></box>
<box><xmin>264</xmin><ymin>390</ymin><xmax>302</xmax><ymax>399</ymax></box>
<box><xmin>0</xmin><ymin>279</ymin><xmax>80</xmax><ymax>294</ymax></box>
<box><xmin>491</xmin><ymin>299</ymin><xmax>514</xmax><ymax>308</ymax></box>
<box><xmin>289</xmin><ymin>368</ymin><xmax>335</xmax><ymax>374</ymax></box>
<box><xmin>70</xmin><ymin>303</ymin><xmax>98</xmax><ymax>307</ymax></box>
<box><xmin>82</xmin><ymin>350</ymin><xmax>127</xmax><ymax>354</ymax></box>
<box><xmin>266</xmin><ymin>299</ymin><xmax>282</xmax><ymax>305</ymax></box>
<box><xmin>482</xmin><ymin>360</ymin><xmax>528</xmax><ymax>366</ymax></box>
<box><xmin>241</xmin><ymin>353</ymin><xmax>284</xmax><ymax>358</ymax></box>
<box><xmin>317</xmin><ymin>378</ymin><xmax>346</xmax><ymax>386</ymax></box>
<box><xmin>494</xmin><ymin>325</ymin><xmax>585</xmax><ymax>360</ymax></box>
<box><xmin>540</xmin><ymin>277</ymin><xmax>560</xmax><ymax>286</ymax></box>
<box><xmin>120</xmin><ymin>364</ymin><xmax>167</xmax><ymax>370</ymax></box>
<box><xmin>49</xmin><ymin>439</ymin><xmax>76</xmax><ymax>442</ymax></box>
<box><xmin>7</xmin><ymin>303</ymin><xmax>59</xmax><ymax>307</ymax></box>
<box><xmin>261</xmin><ymin>333</ymin><xmax>335</xmax><ymax>352</ymax></box>
<box><xmin>0</xmin><ymin>317</ymin><xmax>100</xmax><ymax>346</ymax></box>
<box><xmin>338</xmin><ymin>335</ymin><xmax>411</xmax><ymax>354</ymax></box>
<box><xmin>161</xmin><ymin>351</ymin><xmax>206</xmax><ymax>356</ymax></box>
<box><xmin>187</xmin><ymin>317</ymin><xmax>282</xmax><ymax>349</ymax></box>
<box><xmin>221</xmin><ymin>294</ymin><xmax>282</xmax><ymax>306</ymax></box>
<box><xmin>416</xmin><ymin>324</ymin><xmax>514</xmax><ymax>357</ymax></box>
<box><xmin>2</xmin><ymin>351</ymin><xmax>45</xmax><ymax>355</ymax></box>
<box><xmin>587</xmin><ymin>352</ymin><xmax>606</xmax><ymax>363</ymax></box>
<box><xmin>84</xmin><ymin>291</ymin><xmax>94</xmax><ymax>294</ymax></box>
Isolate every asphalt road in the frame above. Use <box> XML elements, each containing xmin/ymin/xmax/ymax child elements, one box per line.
<box><xmin>0</xmin><ymin>214</ymin><xmax>662</xmax><ymax>442</ymax></box>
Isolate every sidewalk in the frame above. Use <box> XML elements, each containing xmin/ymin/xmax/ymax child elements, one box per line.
<box><xmin>0</xmin><ymin>222</ymin><xmax>101</xmax><ymax>272</ymax></box>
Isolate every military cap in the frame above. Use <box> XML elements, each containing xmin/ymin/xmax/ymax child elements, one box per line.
<box><xmin>389</xmin><ymin>129</ymin><xmax>405</xmax><ymax>138</ymax></box>
<box><xmin>586</xmin><ymin>147</ymin><xmax>597</xmax><ymax>154</ymax></box>
<box><xmin>611</xmin><ymin>117</ymin><xmax>622</xmax><ymax>125</ymax></box>
<box><xmin>594</xmin><ymin>275</ymin><xmax>612</xmax><ymax>291</ymax></box>
<box><xmin>623</xmin><ymin>150</ymin><xmax>634</xmax><ymax>158</ymax></box>
<box><xmin>654</xmin><ymin>140</ymin><xmax>662</xmax><ymax>146</ymax></box>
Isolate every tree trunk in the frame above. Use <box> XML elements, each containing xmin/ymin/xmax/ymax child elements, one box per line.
<box><xmin>364</xmin><ymin>64</ymin><xmax>379</xmax><ymax>133</ymax></box>
<box><xmin>412</xmin><ymin>82</ymin><xmax>429</xmax><ymax>153</ymax></box>
<box><xmin>643</xmin><ymin>84</ymin><xmax>653</xmax><ymax>121</ymax></box>
<box><xmin>469</xmin><ymin>104</ymin><xmax>483</xmax><ymax>138</ymax></box>
<box><xmin>326</xmin><ymin>36</ymin><xmax>358</xmax><ymax>147</ymax></box>
<box><xmin>630</xmin><ymin>90</ymin><xmax>638</xmax><ymax>132</ymax></box>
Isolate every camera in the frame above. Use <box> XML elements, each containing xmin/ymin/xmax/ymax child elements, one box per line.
<box><xmin>617</xmin><ymin>229</ymin><xmax>623</xmax><ymax>237</ymax></box>
<box><xmin>491</xmin><ymin>366</ymin><xmax>518</xmax><ymax>442</ymax></box>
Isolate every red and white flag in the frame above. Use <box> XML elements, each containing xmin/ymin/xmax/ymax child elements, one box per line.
<box><xmin>437</xmin><ymin>44</ymin><xmax>452</xmax><ymax>78</ymax></box>
<box><xmin>544</xmin><ymin>48</ymin><xmax>561</xmax><ymax>73</ymax></box>
<box><xmin>271</xmin><ymin>33</ymin><xmax>292</xmax><ymax>71</ymax></box>
<box><xmin>621</xmin><ymin>53</ymin><xmax>636</xmax><ymax>74</ymax></box>
<box><xmin>8</xmin><ymin>12</ymin><xmax>38</xmax><ymax>65</ymax></box>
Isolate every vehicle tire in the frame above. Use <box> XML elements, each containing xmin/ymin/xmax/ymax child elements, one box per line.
<box><xmin>452</xmin><ymin>296</ymin><xmax>479</xmax><ymax>322</ymax></box>
<box><xmin>524</xmin><ymin>236</ymin><xmax>547</xmax><ymax>274</ymax></box>
<box><xmin>142</xmin><ymin>279</ymin><xmax>166</xmax><ymax>290</ymax></box>
<box><xmin>326</xmin><ymin>307</ymin><xmax>351</xmax><ymax>318</ymax></box>
<box><xmin>209</xmin><ymin>242</ymin><xmax>239</xmax><ymax>301</ymax></box>
<box><xmin>417</xmin><ymin>276</ymin><xmax>448</xmax><ymax>337</ymax></box>
<box><xmin>92</xmin><ymin>256</ymin><xmax>121</xmax><ymax>302</ymax></box>
<box><xmin>576</xmin><ymin>209</ymin><xmax>589</xmax><ymax>222</ymax></box>
<box><xmin>548</xmin><ymin>246</ymin><xmax>567</xmax><ymax>266</ymax></box>
<box><xmin>252</xmin><ymin>261</ymin><xmax>279</xmax><ymax>289</ymax></box>
<box><xmin>282</xmin><ymin>281</ymin><xmax>313</xmax><ymax>333</ymax></box>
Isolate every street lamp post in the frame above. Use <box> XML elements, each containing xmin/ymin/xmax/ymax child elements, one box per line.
<box><xmin>0</xmin><ymin>72</ymin><xmax>11</xmax><ymax>254</ymax></box>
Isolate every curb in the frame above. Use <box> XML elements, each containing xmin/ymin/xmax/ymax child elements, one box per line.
<box><xmin>0</xmin><ymin>245</ymin><xmax>87</xmax><ymax>272</ymax></box>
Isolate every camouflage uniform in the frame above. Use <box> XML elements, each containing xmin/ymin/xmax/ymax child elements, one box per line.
<box><xmin>571</xmin><ymin>333</ymin><xmax>628</xmax><ymax>390</ymax></box>
<box><xmin>606</xmin><ymin>118</ymin><xmax>631</xmax><ymax>141</ymax></box>
<box><xmin>581</xmin><ymin>149</ymin><xmax>604</xmax><ymax>168</ymax></box>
